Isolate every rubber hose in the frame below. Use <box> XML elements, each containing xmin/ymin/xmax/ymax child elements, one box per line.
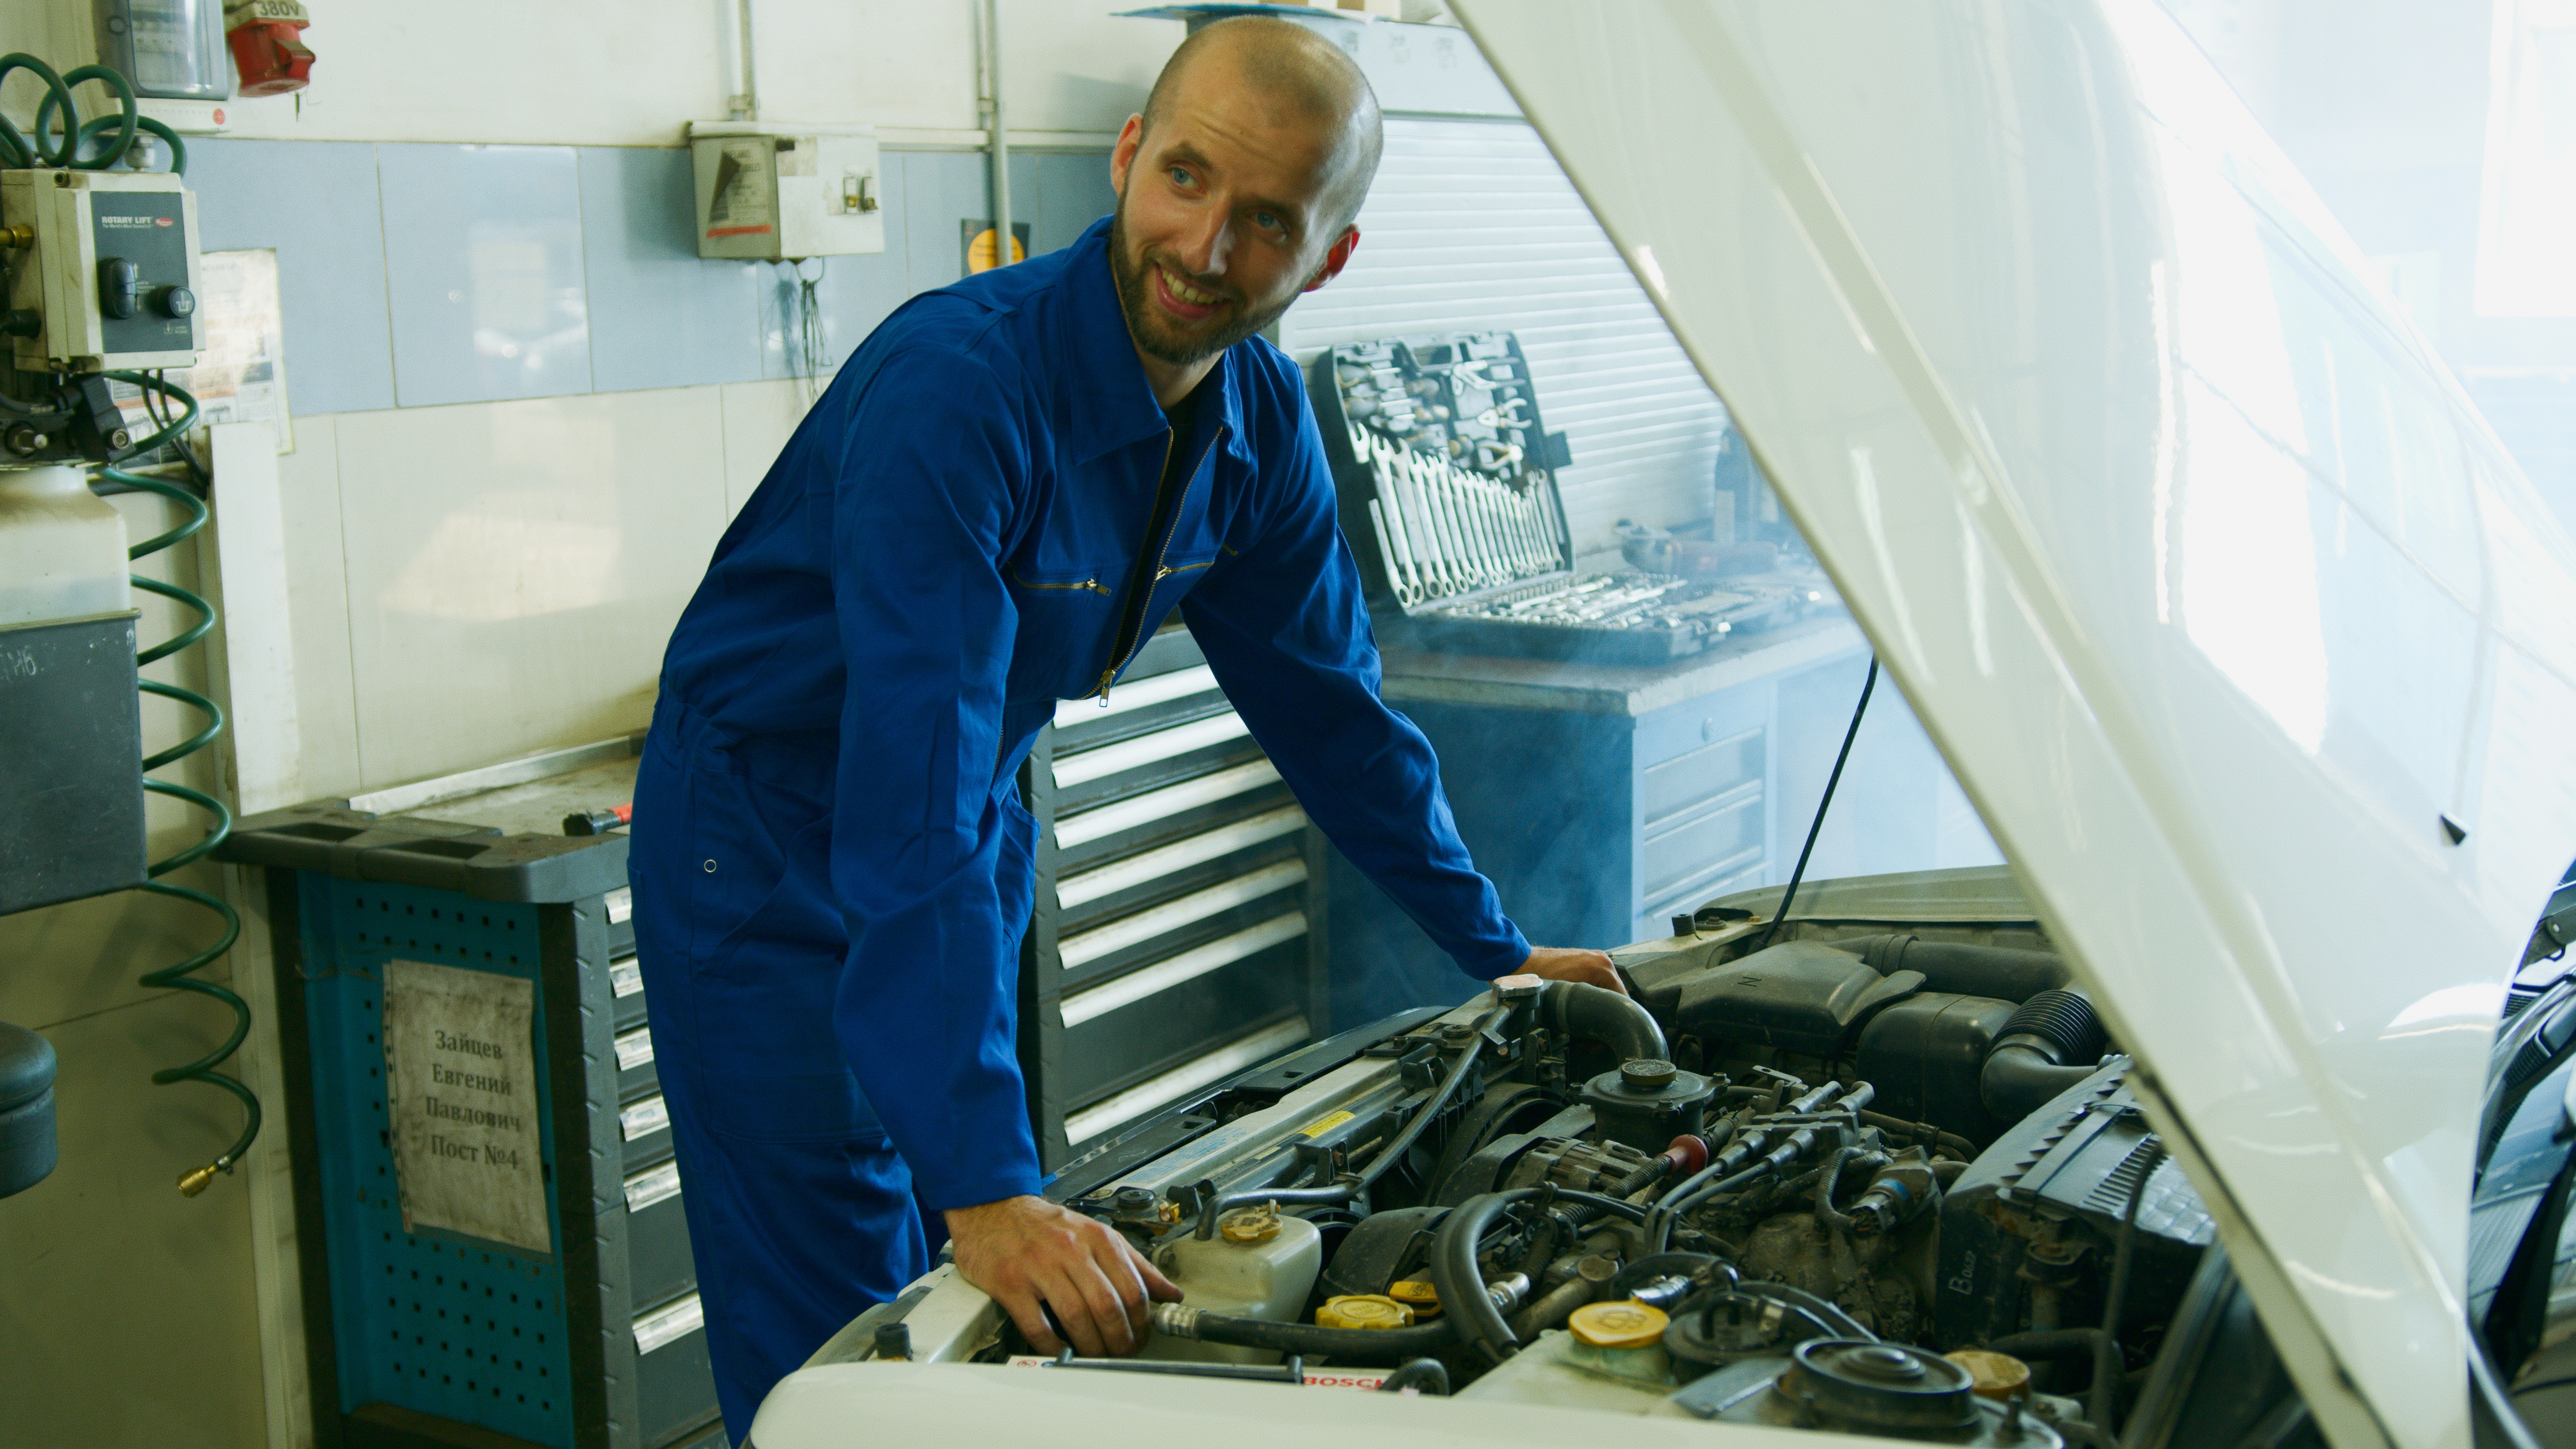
<box><xmin>1178</xmin><ymin>1310</ymin><xmax>1457</xmax><ymax>1360</ymax></box>
<box><xmin>1538</xmin><ymin>980</ymin><xmax>1666</xmax><ymax>1064</ymax></box>
<box><xmin>1980</xmin><ymin>989</ymin><xmax>2110</xmax><ymax>1119</ymax></box>
<box><xmin>1351</xmin><ymin>1008</ymin><xmax>1500</xmax><ymax>1193</ymax></box>
<box><xmin>104</xmin><ymin>371</ymin><xmax>259</xmax><ymax>1191</ymax></box>
<box><xmin>1376</xmin><ymin>1358</ymin><xmax>1450</xmax><ymax>1394</ymax></box>
<box><xmin>1607</xmin><ymin>1252</ymin><xmax>1721</xmax><ymax>1299</ymax></box>
<box><xmin>1984</xmin><ymin>1328</ymin><xmax>2111</xmax><ymax>1362</ymax></box>
<box><xmin>1431</xmin><ymin>1188</ymin><xmax>1648</xmax><ymax>1362</ymax></box>
<box><xmin>1844</xmin><ymin>934</ymin><xmax>2071</xmax><ymax>1002</ymax></box>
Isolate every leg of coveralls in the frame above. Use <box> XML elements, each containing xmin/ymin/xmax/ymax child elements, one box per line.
<box><xmin>631</xmin><ymin>713</ymin><xmax>930</xmax><ymax>1442</ymax></box>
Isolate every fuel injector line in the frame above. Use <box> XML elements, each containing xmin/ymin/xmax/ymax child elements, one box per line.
<box><xmin>1647</xmin><ymin>1080</ymin><xmax>1858</xmax><ymax>1250</ymax></box>
<box><xmin>1431</xmin><ymin>1188</ymin><xmax>1649</xmax><ymax>1363</ymax></box>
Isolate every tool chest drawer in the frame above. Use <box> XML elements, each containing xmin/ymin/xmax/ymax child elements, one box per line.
<box><xmin>1019</xmin><ymin>626</ymin><xmax>1331</xmax><ymax>1168</ymax></box>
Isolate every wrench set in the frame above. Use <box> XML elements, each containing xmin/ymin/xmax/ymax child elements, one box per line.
<box><xmin>1308</xmin><ymin>331</ymin><xmax>1805</xmax><ymax>665</ymax></box>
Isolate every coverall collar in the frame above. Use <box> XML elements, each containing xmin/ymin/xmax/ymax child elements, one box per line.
<box><xmin>1063</xmin><ymin>216</ymin><xmax>1258</xmax><ymax>470</ymax></box>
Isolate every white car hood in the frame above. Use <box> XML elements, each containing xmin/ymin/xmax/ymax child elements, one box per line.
<box><xmin>1452</xmin><ymin>4</ymin><xmax>2576</xmax><ymax>1447</ymax></box>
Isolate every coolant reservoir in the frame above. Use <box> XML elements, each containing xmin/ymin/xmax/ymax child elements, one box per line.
<box><xmin>1142</xmin><ymin>1204</ymin><xmax>1323</xmax><ymax>1365</ymax></box>
<box><xmin>0</xmin><ymin>465</ymin><xmax>131</xmax><ymax>627</ymax></box>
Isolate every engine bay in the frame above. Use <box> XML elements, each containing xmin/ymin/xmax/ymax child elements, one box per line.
<box><xmin>827</xmin><ymin>908</ymin><xmax>2230</xmax><ymax>1446</ymax></box>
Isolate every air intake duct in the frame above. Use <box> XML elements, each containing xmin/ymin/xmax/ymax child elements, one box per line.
<box><xmin>1979</xmin><ymin>988</ymin><xmax>2109</xmax><ymax>1120</ymax></box>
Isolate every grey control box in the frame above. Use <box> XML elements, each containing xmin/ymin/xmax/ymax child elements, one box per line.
<box><xmin>3</xmin><ymin>168</ymin><xmax>206</xmax><ymax>372</ymax></box>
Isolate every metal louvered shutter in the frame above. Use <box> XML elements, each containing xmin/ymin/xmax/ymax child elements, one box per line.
<box><xmin>1277</xmin><ymin>117</ymin><xmax>1729</xmax><ymax>559</ymax></box>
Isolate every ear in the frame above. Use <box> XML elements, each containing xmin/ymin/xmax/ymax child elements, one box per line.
<box><xmin>1110</xmin><ymin>114</ymin><xmax>1145</xmax><ymax>197</ymax></box>
<box><xmin>1302</xmin><ymin>226</ymin><xmax>1361</xmax><ymax>293</ymax></box>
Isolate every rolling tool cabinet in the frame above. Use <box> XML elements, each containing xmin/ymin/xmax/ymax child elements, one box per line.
<box><xmin>223</xmin><ymin>756</ymin><xmax>722</xmax><ymax>1449</ymax></box>
<box><xmin>1019</xmin><ymin>624</ymin><xmax>1333</xmax><ymax>1169</ymax></box>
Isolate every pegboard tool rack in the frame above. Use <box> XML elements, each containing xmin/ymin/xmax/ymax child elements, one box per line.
<box><xmin>223</xmin><ymin>763</ymin><xmax>720</xmax><ymax>1449</ymax></box>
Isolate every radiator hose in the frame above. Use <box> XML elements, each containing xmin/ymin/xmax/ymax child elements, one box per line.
<box><xmin>1979</xmin><ymin>989</ymin><xmax>2108</xmax><ymax>1119</ymax></box>
<box><xmin>1536</xmin><ymin>979</ymin><xmax>1666</xmax><ymax>1063</ymax></box>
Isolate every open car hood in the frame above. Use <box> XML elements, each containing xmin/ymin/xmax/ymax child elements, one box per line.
<box><xmin>1452</xmin><ymin>3</ymin><xmax>2576</xmax><ymax>1446</ymax></box>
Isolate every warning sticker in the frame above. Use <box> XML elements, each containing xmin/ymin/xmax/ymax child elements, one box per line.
<box><xmin>382</xmin><ymin>959</ymin><xmax>552</xmax><ymax>1253</ymax></box>
<box><xmin>706</xmin><ymin>138</ymin><xmax>775</xmax><ymax>239</ymax></box>
<box><xmin>1298</xmin><ymin>1110</ymin><xmax>1355</xmax><ymax>1138</ymax></box>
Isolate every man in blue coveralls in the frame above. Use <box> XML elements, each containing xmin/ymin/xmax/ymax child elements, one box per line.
<box><xmin>631</xmin><ymin>17</ymin><xmax>1625</xmax><ymax>1436</ymax></box>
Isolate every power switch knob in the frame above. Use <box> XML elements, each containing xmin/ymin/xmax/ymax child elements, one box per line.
<box><xmin>98</xmin><ymin>257</ymin><xmax>140</xmax><ymax>319</ymax></box>
<box><xmin>156</xmin><ymin>286</ymin><xmax>196</xmax><ymax>319</ymax></box>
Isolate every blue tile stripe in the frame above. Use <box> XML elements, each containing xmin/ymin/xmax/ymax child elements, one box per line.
<box><xmin>188</xmin><ymin>140</ymin><xmax>1115</xmax><ymax>414</ymax></box>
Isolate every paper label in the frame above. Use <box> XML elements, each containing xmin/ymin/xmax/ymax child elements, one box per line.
<box><xmin>382</xmin><ymin>959</ymin><xmax>552</xmax><ymax>1253</ymax></box>
<box><xmin>706</xmin><ymin>138</ymin><xmax>776</xmax><ymax>238</ymax></box>
<box><xmin>1298</xmin><ymin>1109</ymin><xmax>1356</xmax><ymax>1137</ymax></box>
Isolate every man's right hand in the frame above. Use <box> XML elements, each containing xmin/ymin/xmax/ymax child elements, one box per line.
<box><xmin>944</xmin><ymin>1195</ymin><xmax>1181</xmax><ymax>1357</ymax></box>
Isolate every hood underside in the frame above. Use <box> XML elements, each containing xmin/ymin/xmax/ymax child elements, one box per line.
<box><xmin>1452</xmin><ymin>4</ymin><xmax>2576</xmax><ymax>1447</ymax></box>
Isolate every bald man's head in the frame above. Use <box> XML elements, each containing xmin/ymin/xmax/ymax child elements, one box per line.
<box><xmin>1140</xmin><ymin>17</ymin><xmax>1384</xmax><ymax>233</ymax></box>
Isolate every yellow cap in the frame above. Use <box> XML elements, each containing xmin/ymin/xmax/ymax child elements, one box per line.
<box><xmin>1568</xmin><ymin>1299</ymin><xmax>1669</xmax><ymax>1349</ymax></box>
<box><xmin>1387</xmin><ymin>1280</ymin><xmax>1441</xmax><ymax>1317</ymax></box>
<box><xmin>1944</xmin><ymin>1350</ymin><xmax>2031</xmax><ymax>1401</ymax></box>
<box><xmin>1317</xmin><ymin>1294</ymin><xmax>1415</xmax><ymax>1330</ymax></box>
<box><xmin>1218</xmin><ymin>1205</ymin><xmax>1281</xmax><ymax>1244</ymax></box>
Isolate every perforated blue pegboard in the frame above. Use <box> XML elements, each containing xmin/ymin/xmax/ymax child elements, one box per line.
<box><xmin>300</xmin><ymin>877</ymin><xmax>577</xmax><ymax>1446</ymax></box>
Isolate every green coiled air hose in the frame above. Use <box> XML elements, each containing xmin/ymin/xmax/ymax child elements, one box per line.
<box><xmin>4</xmin><ymin>51</ymin><xmax>252</xmax><ymax>1192</ymax></box>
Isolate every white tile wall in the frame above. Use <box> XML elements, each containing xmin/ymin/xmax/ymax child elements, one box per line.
<box><xmin>275</xmin><ymin>418</ymin><xmax>364</xmax><ymax>801</ymax></box>
<box><xmin>719</xmin><ymin>380</ymin><xmax>811</xmax><ymax>522</ymax></box>
<box><xmin>329</xmin><ymin>387</ymin><xmax>730</xmax><ymax>788</ymax></box>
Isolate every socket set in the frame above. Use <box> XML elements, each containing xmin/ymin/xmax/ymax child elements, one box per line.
<box><xmin>1307</xmin><ymin>331</ymin><xmax>1802</xmax><ymax>664</ymax></box>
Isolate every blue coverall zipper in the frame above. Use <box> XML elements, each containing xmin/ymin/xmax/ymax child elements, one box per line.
<box><xmin>1095</xmin><ymin>422</ymin><xmax>1228</xmax><ymax>701</ymax></box>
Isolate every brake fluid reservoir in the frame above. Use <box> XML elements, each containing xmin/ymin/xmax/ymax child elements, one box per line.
<box><xmin>1141</xmin><ymin>1204</ymin><xmax>1323</xmax><ymax>1365</ymax></box>
<box><xmin>0</xmin><ymin>465</ymin><xmax>131</xmax><ymax>627</ymax></box>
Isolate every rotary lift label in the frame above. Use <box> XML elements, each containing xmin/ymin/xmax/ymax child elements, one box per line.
<box><xmin>382</xmin><ymin>958</ymin><xmax>552</xmax><ymax>1253</ymax></box>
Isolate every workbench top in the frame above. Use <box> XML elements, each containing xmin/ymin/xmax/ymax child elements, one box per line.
<box><xmin>1376</xmin><ymin>613</ymin><xmax>1867</xmax><ymax>717</ymax></box>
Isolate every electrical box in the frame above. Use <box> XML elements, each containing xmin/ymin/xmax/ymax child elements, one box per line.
<box><xmin>3</xmin><ymin>168</ymin><xmax>207</xmax><ymax>373</ymax></box>
<box><xmin>93</xmin><ymin>0</ymin><xmax>231</xmax><ymax>101</ymax></box>
<box><xmin>686</xmin><ymin>122</ymin><xmax>885</xmax><ymax>262</ymax></box>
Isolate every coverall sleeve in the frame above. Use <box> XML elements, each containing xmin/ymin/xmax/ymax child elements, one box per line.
<box><xmin>1180</xmin><ymin>410</ymin><xmax>1532</xmax><ymax>982</ymax></box>
<box><xmin>827</xmin><ymin>348</ymin><xmax>1045</xmax><ymax>1212</ymax></box>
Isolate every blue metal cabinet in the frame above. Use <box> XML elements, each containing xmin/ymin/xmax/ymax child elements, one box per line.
<box><xmin>226</xmin><ymin>769</ymin><xmax>722</xmax><ymax>1449</ymax></box>
<box><xmin>1326</xmin><ymin>619</ymin><xmax>1872</xmax><ymax>1026</ymax></box>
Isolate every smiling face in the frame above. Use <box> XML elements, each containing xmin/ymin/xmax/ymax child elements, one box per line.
<box><xmin>1107</xmin><ymin>29</ymin><xmax>1374</xmax><ymax>395</ymax></box>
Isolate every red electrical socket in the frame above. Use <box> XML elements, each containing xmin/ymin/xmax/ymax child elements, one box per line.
<box><xmin>225</xmin><ymin>0</ymin><xmax>314</xmax><ymax>97</ymax></box>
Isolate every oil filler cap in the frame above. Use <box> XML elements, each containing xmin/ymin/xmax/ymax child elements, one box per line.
<box><xmin>1387</xmin><ymin>1279</ymin><xmax>1441</xmax><ymax>1318</ymax></box>
<box><xmin>1317</xmin><ymin>1294</ymin><xmax>1414</xmax><ymax>1330</ymax></box>
<box><xmin>1619</xmin><ymin>1059</ymin><xmax>1678</xmax><ymax>1091</ymax></box>
<box><xmin>1568</xmin><ymin>1299</ymin><xmax>1668</xmax><ymax>1348</ymax></box>
<box><xmin>1942</xmin><ymin>1349</ymin><xmax>2031</xmax><ymax>1402</ymax></box>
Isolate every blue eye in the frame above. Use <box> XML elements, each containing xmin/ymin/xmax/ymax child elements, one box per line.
<box><xmin>1254</xmin><ymin>211</ymin><xmax>1284</xmax><ymax>233</ymax></box>
<box><xmin>1168</xmin><ymin>166</ymin><xmax>1193</xmax><ymax>187</ymax></box>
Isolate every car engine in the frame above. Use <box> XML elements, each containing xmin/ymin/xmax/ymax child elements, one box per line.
<box><xmin>823</xmin><ymin>913</ymin><xmax>2219</xmax><ymax>1446</ymax></box>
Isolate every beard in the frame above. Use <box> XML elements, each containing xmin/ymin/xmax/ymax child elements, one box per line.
<box><xmin>1109</xmin><ymin>203</ymin><xmax>1302</xmax><ymax>368</ymax></box>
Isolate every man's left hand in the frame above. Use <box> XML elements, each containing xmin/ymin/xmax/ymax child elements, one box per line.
<box><xmin>1517</xmin><ymin>945</ymin><xmax>1626</xmax><ymax>996</ymax></box>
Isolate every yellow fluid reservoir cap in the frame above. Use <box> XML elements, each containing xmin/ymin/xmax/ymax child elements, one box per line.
<box><xmin>1317</xmin><ymin>1294</ymin><xmax>1415</xmax><ymax>1330</ymax></box>
<box><xmin>1568</xmin><ymin>1299</ymin><xmax>1670</xmax><ymax>1349</ymax></box>
<box><xmin>1387</xmin><ymin>1279</ymin><xmax>1441</xmax><ymax>1317</ymax></box>
<box><xmin>1944</xmin><ymin>1350</ymin><xmax>2031</xmax><ymax>1401</ymax></box>
<box><xmin>1218</xmin><ymin>1205</ymin><xmax>1281</xmax><ymax>1244</ymax></box>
